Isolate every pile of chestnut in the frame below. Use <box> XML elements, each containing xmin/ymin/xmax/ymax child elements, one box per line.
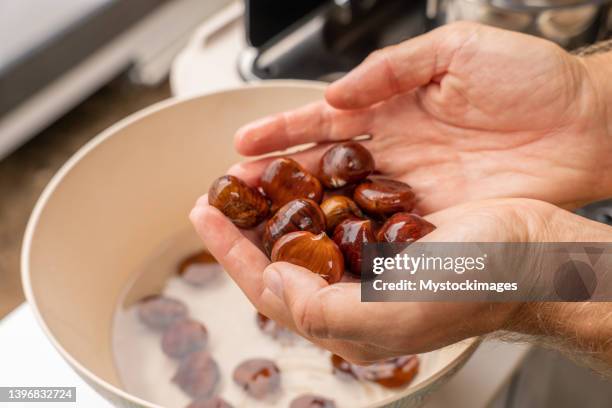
<box><xmin>209</xmin><ymin>142</ymin><xmax>436</xmax><ymax>282</ymax></box>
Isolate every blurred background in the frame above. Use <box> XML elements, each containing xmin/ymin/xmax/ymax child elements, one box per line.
<box><xmin>0</xmin><ymin>1</ymin><xmax>611</xmax><ymax>406</ymax></box>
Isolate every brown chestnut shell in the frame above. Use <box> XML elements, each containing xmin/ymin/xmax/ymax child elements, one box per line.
<box><xmin>208</xmin><ymin>175</ymin><xmax>269</xmax><ymax>228</ymax></box>
<box><xmin>353</xmin><ymin>178</ymin><xmax>415</xmax><ymax>216</ymax></box>
<box><xmin>318</xmin><ymin>142</ymin><xmax>375</xmax><ymax>189</ymax></box>
<box><xmin>262</xmin><ymin>198</ymin><xmax>326</xmax><ymax>256</ymax></box>
<box><xmin>290</xmin><ymin>394</ymin><xmax>336</xmax><ymax>408</ymax></box>
<box><xmin>271</xmin><ymin>231</ymin><xmax>344</xmax><ymax>284</ymax></box>
<box><xmin>173</xmin><ymin>351</ymin><xmax>220</xmax><ymax>399</ymax></box>
<box><xmin>320</xmin><ymin>196</ymin><xmax>364</xmax><ymax>233</ymax></box>
<box><xmin>260</xmin><ymin>158</ymin><xmax>323</xmax><ymax>211</ymax></box>
<box><xmin>178</xmin><ymin>250</ymin><xmax>223</xmax><ymax>287</ymax></box>
<box><xmin>187</xmin><ymin>397</ymin><xmax>234</xmax><ymax>408</ymax></box>
<box><xmin>376</xmin><ymin>212</ymin><xmax>436</xmax><ymax>243</ymax></box>
<box><xmin>331</xmin><ymin>354</ymin><xmax>419</xmax><ymax>388</ymax></box>
<box><xmin>332</xmin><ymin>218</ymin><xmax>376</xmax><ymax>277</ymax></box>
<box><xmin>232</xmin><ymin>358</ymin><xmax>281</xmax><ymax>399</ymax></box>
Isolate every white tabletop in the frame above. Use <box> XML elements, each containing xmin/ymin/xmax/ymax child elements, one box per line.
<box><xmin>0</xmin><ymin>303</ymin><xmax>529</xmax><ymax>408</ymax></box>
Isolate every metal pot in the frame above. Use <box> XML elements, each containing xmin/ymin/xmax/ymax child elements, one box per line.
<box><xmin>428</xmin><ymin>0</ymin><xmax>611</xmax><ymax>48</ymax></box>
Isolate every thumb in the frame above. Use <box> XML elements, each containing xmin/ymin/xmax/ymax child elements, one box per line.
<box><xmin>325</xmin><ymin>22</ymin><xmax>481</xmax><ymax>109</ymax></box>
<box><xmin>263</xmin><ymin>262</ymin><xmax>363</xmax><ymax>340</ymax></box>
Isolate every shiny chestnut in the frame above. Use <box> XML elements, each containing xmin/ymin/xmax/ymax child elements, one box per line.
<box><xmin>332</xmin><ymin>218</ymin><xmax>376</xmax><ymax>277</ymax></box>
<box><xmin>353</xmin><ymin>178</ymin><xmax>415</xmax><ymax>216</ymax></box>
<box><xmin>318</xmin><ymin>142</ymin><xmax>375</xmax><ymax>189</ymax></box>
<box><xmin>377</xmin><ymin>213</ymin><xmax>436</xmax><ymax>243</ymax></box>
<box><xmin>260</xmin><ymin>158</ymin><xmax>322</xmax><ymax>211</ymax></box>
<box><xmin>262</xmin><ymin>198</ymin><xmax>326</xmax><ymax>256</ymax></box>
<box><xmin>320</xmin><ymin>196</ymin><xmax>364</xmax><ymax>233</ymax></box>
<box><xmin>208</xmin><ymin>175</ymin><xmax>269</xmax><ymax>228</ymax></box>
<box><xmin>271</xmin><ymin>231</ymin><xmax>344</xmax><ymax>283</ymax></box>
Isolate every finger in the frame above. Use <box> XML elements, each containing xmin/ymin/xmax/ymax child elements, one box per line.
<box><xmin>326</xmin><ymin>22</ymin><xmax>480</xmax><ymax>109</ymax></box>
<box><xmin>226</xmin><ymin>144</ymin><xmax>329</xmax><ymax>186</ymax></box>
<box><xmin>189</xmin><ymin>200</ymin><xmax>270</xmax><ymax>305</ymax></box>
<box><xmin>263</xmin><ymin>262</ymin><xmax>411</xmax><ymax>342</ymax></box>
<box><xmin>227</xmin><ymin>140</ymin><xmax>374</xmax><ymax>187</ymax></box>
<box><xmin>234</xmin><ymin>101</ymin><xmax>373</xmax><ymax>156</ymax></box>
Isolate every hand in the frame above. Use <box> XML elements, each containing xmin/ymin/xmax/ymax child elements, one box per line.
<box><xmin>190</xmin><ymin>196</ymin><xmax>612</xmax><ymax>364</ymax></box>
<box><xmin>231</xmin><ymin>22</ymin><xmax>612</xmax><ymax>213</ymax></box>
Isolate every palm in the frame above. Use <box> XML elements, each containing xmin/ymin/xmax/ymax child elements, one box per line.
<box><xmin>334</xmin><ymin>26</ymin><xmax>608</xmax><ymax>212</ymax></box>
<box><xmin>232</xmin><ymin>22</ymin><xmax>611</xmax><ymax>213</ymax></box>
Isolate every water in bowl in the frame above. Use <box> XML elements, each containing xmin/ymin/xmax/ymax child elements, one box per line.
<box><xmin>112</xmin><ymin>229</ymin><xmax>426</xmax><ymax>408</ymax></box>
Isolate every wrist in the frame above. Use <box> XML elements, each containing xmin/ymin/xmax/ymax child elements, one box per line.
<box><xmin>508</xmin><ymin>302</ymin><xmax>612</xmax><ymax>366</ymax></box>
<box><xmin>579</xmin><ymin>52</ymin><xmax>612</xmax><ymax>201</ymax></box>
<box><xmin>580</xmin><ymin>52</ymin><xmax>612</xmax><ymax>139</ymax></box>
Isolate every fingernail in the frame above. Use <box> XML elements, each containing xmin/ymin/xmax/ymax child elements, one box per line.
<box><xmin>263</xmin><ymin>266</ymin><xmax>284</xmax><ymax>299</ymax></box>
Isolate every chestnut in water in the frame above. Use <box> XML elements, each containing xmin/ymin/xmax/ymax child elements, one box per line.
<box><xmin>353</xmin><ymin>178</ymin><xmax>415</xmax><ymax>216</ymax></box>
<box><xmin>331</xmin><ymin>354</ymin><xmax>419</xmax><ymax>388</ymax></box>
<box><xmin>178</xmin><ymin>250</ymin><xmax>222</xmax><ymax>287</ymax></box>
<box><xmin>318</xmin><ymin>142</ymin><xmax>375</xmax><ymax>189</ymax></box>
<box><xmin>262</xmin><ymin>198</ymin><xmax>326</xmax><ymax>255</ymax></box>
<box><xmin>137</xmin><ymin>295</ymin><xmax>188</xmax><ymax>331</ymax></box>
<box><xmin>255</xmin><ymin>312</ymin><xmax>292</xmax><ymax>339</ymax></box>
<box><xmin>260</xmin><ymin>157</ymin><xmax>323</xmax><ymax>211</ymax></box>
<box><xmin>161</xmin><ymin>319</ymin><xmax>208</xmax><ymax>359</ymax></box>
<box><xmin>232</xmin><ymin>358</ymin><xmax>281</xmax><ymax>399</ymax></box>
<box><xmin>332</xmin><ymin>218</ymin><xmax>377</xmax><ymax>277</ymax></box>
<box><xmin>173</xmin><ymin>351</ymin><xmax>220</xmax><ymax>399</ymax></box>
<box><xmin>271</xmin><ymin>231</ymin><xmax>344</xmax><ymax>284</ymax></box>
<box><xmin>208</xmin><ymin>175</ymin><xmax>269</xmax><ymax>228</ymax></box>
<box><xmin>290</xmin><ymin>394</ymin><xmax>336</xmax><ymax>408</ymax></box>
<box><xmin>377</xmin><ymin>213</ymin><xmax>436</xmax><ymax>243</ymax></box>
<box><xmin>321</xmin><ymin>196</ymin><xmax>364</xmax><ymax>233</ymax></box>
<box><xmin>187</xmin><ymin>397</ymin><xmax>233</xmax><ymax>408</ymax></box>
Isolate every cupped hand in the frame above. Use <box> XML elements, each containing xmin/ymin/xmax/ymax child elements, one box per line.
<box><xmin>190</xmin><ymin>196</ymin><xmax>587</xmax><ymax>363</ymax></box>
<box><xmin>232</xmin><ymin>22</ymin><xmax>612</xmax><ymax>213</ymax></box>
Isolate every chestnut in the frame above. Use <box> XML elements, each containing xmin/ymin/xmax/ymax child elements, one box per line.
<box><xmin>178</xmin><ymin>250</ymin><xmax>222</xmax><ymax>287</ymax></box>
<box><xmin>208</xmin><ymin>175</ymin><xmax>269</xmax><ymax>228</ymax></box>
<box><xmin>161</xmin><ymin>319</ymin><xmax>208</xmax><ymax>359</ymax></box>
<box><xmin>322</xmin><ymin>183</ymin><xmax>357</xmax><ymax>201</ymax></box>
<box><xmin>271</xmin><ymin>231</ymin><xmax>344</xmax><ymax>284</ymax></box>
<box><xmin>173</xmin><ymin>351</ymin><xmax>220</xmax><ymax>399</ymax></box>
<box><xmin>260</xmin><ymin>157</ymin><xmax>323</xmax><ymax>211</ymax></box>
<box><xmin>376</xmin><ymin>213</ymin><xmax>436</xmax><ymax>243</ymax></box>
<box><xmin>187</xmin><ymin>397</ymin><xmax>233</xmax><ymax>408</ymax></box>
<box><xmin>318</xmin><ymin>142</ymin><xmax>375</xmax><ymax>188</ymax></box>
<box><xmin>331</xmin><ymin>354</ymin><xmax>419</xmax><ymax>388</ymax></box>
<box><xmin>320</xmin><ymin>196</ymin><xmax>364</xmax><ymax>233</ymax></box>
<box><xmin>232</xmin><ymin>358</ymin><xmax>281</xmax><ymax>399</ymax></box>
<box><xmin>332</xmin><ymin>218</ymin><xmax>376</xmax><ymax>277</ymax></box>
<box><xmin>137</xmin><ymin>295</ymin><xmax>188</xmax><ymax>331</ymax></box>
<box><xmin>262</xmin><ymin>198</ymin><xmax>326</xmax><ymax>255</ymax></box>
<box><xmin>353</xmin><ymin>178</ymin><xmax>415</xmax><ymax>216</ymax></box>
<box><xmin>290</xmin><ymin>394</ymin><xmax>336</xmax><ymax>408</ymax></box>
<box><xmin>255</xmin><ymin>312</ymin><xmax>291</xmax><ymax>339</ymax></box>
